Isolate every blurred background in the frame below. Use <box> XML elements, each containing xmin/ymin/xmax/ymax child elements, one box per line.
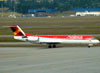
<box><xmin>0</xmin><ymin>0</ymin><xmax>100</xmax><ymax>17</ymax></box>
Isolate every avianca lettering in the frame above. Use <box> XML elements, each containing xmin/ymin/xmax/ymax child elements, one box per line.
<box><xmin>67</xmin><ymin>35</ymin><xmax>83</xmax><ymax>40</ymax></box>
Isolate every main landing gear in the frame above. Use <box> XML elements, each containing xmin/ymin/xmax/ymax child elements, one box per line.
<box><xmin>48</xmin><ymin>44</ymin><xmax>56</xmax><ymax>48</ymax></box>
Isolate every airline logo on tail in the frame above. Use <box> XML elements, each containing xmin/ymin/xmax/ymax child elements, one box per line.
<box><xmin>10</xmin><ymin>25</ymin><xmax>25</xmax><ymax>36</ymax></box>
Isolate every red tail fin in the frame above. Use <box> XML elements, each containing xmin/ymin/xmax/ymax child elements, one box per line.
<box><xmin>10</xmin><ymin>25</ymin><xmax>25</xmax><ymax>36</ymax></box>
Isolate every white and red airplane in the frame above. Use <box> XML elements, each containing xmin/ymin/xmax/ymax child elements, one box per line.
<box><xmin>10</xmin><ymin>25</ymin><xmax>99</xmax><ymax>48</ymax></box>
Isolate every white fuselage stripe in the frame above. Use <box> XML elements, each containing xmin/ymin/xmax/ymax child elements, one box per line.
<box><xmin>14</xmin><ymin>36</ymin><xmax>99</xmax><ymax>44</ymax></box>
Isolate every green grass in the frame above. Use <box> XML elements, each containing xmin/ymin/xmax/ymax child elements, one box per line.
<box><xmin>0</xmin><ymin>12</ymin><xmax>22</xmax><ymax>17</ymax></box>
<box><xmin>0</xmin><ymin>17</ymin><xmax>100</xmax><ymax>26</ymax></box>
<box><xmin>95</xmin><ymin>36</ymin><xmax>100</xmax><ymax>40</ymax></box>
<box><xmin>24</xmin><ymin>27</ymin><xmax>100</xmax><ymax>35</ymax></box>
<box><xmin>0</xmin><ymin>37</ymin><xmax>22</xmax><ymax>42</ymax></box>
<box><xmin>1</xmin><ymin>26</ymin><xmax>100</xmax><ymax>35</ymax></box>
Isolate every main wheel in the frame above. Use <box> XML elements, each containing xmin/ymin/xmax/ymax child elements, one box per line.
<box><xmin>53</xmin><ymin>44</ymin><xmax>56</xmax><ymax>48</ymax></box>
<box><xmin>48</xmin><ymin>44</ymin><xmax>52</xmax><ymax>48</ymax></box>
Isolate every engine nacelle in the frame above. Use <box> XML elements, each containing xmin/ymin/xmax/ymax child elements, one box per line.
<box><xmin>27</xmin><ymin>37</ymin><xmax>38</xmax><ymax>41</ymax></box>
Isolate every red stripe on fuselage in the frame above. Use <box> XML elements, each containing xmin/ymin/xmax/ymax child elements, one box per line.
<box><xmin>25</xmin><ymin>33</ymin><xmax>94</xmax><ymax>40</ymax></box>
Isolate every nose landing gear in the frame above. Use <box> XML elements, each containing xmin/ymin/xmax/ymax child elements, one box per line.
<box><xmin>88</xmin><ymin>44</ymin><xmax>93</xmax><ymax>48</ymax></box>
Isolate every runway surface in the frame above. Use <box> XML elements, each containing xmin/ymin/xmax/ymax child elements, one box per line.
<box><xmin>0</xmin><ymin>47</ymin><xmax>100</xmax><ymax>73</ymax></box>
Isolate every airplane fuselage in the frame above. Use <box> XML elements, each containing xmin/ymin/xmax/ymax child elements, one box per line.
<box><xmin>14</xmin><ymin>35</ymin><xmax>99</xmax><ymax>45</ymax></box>
<box><xmin>10</xmin><ymin>25</ymin><xmax>99</xmax><ymax>48</ymax></box>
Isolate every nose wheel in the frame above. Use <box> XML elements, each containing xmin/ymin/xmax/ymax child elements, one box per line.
<box><xmin>88</xmin><ymin>44</ymin><xmax>93</xmax><ymax>48</ymax></box>
<box><xmin>88</xmin><ymin>46</ymin><xmax>91</xmax><ymax>48</ymax></box>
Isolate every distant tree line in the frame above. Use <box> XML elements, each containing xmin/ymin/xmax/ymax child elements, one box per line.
<box><xmin>0</xmin><ymin>0</ymin><xmax>100</xmax><ymax>13</ymax></box>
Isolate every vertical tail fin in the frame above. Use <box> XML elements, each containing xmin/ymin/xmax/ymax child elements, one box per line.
<box><xmin>10</xmin><ymin>25</ymin><xmax>25</xmax><ymax>36</ymax></box>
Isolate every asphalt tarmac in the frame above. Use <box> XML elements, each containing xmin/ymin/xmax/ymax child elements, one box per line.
<box><xmin>0</xmin><ymin>47</ymin><xmax>100</xmax><ymax>73</ymax></box>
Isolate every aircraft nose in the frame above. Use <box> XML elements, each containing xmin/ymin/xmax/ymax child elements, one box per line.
<box><xmin>92</xmin><ymin>40</ymin><xmax>100</xmax><ymax>43</ymax></box>
<box><xmin>96</xmin><ymin>40</ymin><xmax>100</xmax><ymax>43</ymax></box>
